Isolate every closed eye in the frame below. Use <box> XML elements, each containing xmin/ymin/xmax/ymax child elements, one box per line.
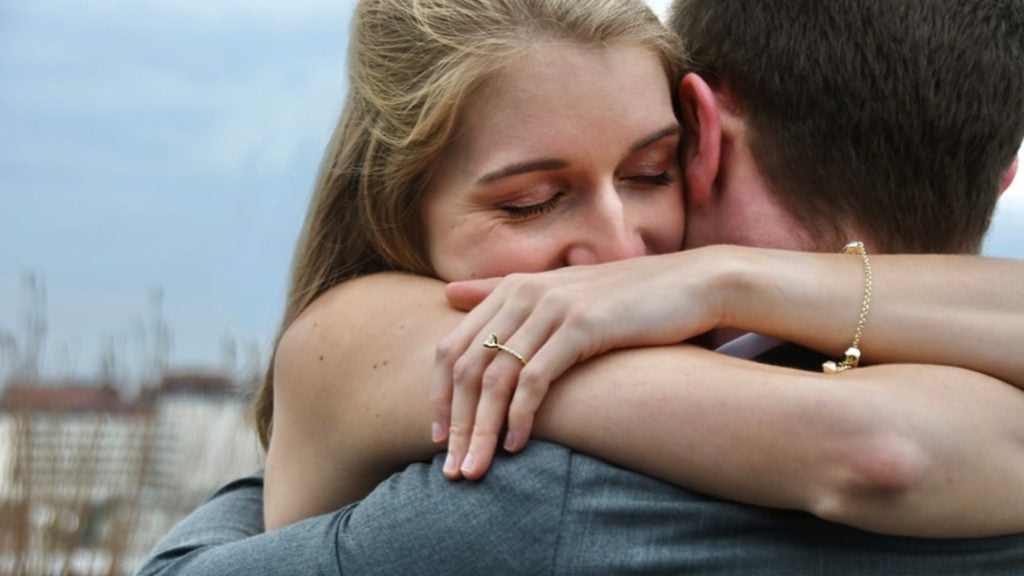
<box><xmin>501</xmin><ymin>191</ymin><xmax>566</xmax><ymax>219</ymax></box>
<box><xmin>628</xmin><ymin>172</ymin><xmax>674</xmax><ymax>187</ymax></box>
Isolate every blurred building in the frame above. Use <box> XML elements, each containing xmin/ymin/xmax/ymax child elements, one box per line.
<box><xmin>0</xmin><ymin>372</ymin><xmax>263</xmax><ymax>575</ymax></box>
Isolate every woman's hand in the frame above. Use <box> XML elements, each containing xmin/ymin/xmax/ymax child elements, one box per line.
<box><xmin>432</xmin><ymin>247</ymin><xmax>738</xmax><ymax>480</ymax></box>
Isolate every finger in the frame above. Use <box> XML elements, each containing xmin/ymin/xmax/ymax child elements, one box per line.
<box><xmin>446</xmin><ymin>311</ymin><xmax>522</xmax><ymax>478</ymax></box>
<box><xmin>465</xmin><ymin>310</ymin><xmax>562</xmax><ymax>466</ymax></box>
<box><xmin>431</xmin><ymin>288</ymin><xmax>508</xmax><ymax>444</ymax></box>
<box><xmin>446</xmin><ymin>277</ymin><xmax>503</xmax><ymax>310</ymax></box>
<box><xmin>444</xmin><ymin>356</ymin><xmax>479</xmax><ymax>477</ymax></box>
<box><xmin>460</xmin><ymin>354</ymin><xmax>522</xmax><ymax>479</ymax></box>
<box><xmin>503</xmin><ymin>323</ymin><xmax>592</xmax><ymax>453</ymax></box>
<box><xmin>451</xmin><ymin>299</ymin><xmax>539</xmax><ymax>477</ymax></box>
<box><xmin>433</xmin><ymin>325</ymin><xmax>482</xmax><ymax>444</ymax></box>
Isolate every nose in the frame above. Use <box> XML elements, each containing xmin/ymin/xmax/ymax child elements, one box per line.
<box><xmin>565</xmin><ymin>185</ymin><xmax>645</xmax><ymax>266</ymax></box>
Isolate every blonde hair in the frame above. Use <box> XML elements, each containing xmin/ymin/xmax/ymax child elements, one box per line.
<box><xmin>254</xmin><ymin>0</ymin><xmax>683</xmax><ymax>448</ymax></box>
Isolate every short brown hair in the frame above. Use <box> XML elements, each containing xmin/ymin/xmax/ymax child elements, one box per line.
<box><xmin>670</xmin><ymin>0</ymin><xmax>1024</xmax><ymax>253</ymax></box>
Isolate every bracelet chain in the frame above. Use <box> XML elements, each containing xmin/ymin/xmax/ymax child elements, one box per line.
<box><xmin>823</xmin><ymin>241</ymin><xmax>872</xmax><ymax>374</ymax></box>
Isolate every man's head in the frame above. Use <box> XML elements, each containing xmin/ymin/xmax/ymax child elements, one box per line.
<box><xmin>670</xmin><ymin>0</ymin><xmax>1024</xmax><ymax>253</ymax></box>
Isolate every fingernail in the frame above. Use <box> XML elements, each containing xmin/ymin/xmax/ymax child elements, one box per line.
<box><xmin>432</xmin><ymin>421</ymin><xmax>445</xmax><ymax>442</ymax></box>
<box><xmin>503</xmin><ymin>431</ymin><xmax>517</xmax><ymax>452</ymax></box>
<box><xmin>460</xmin><ymin>453</ymin><xmax>476</xmax><ymax>474</ymax></box>
<box><xmin>443</xmin><ymin>452</ymin><xmax>456</xmax><ymax>475</ymax></box>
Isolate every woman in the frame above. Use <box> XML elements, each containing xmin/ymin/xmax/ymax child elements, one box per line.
<box><xmin>261</xmin><ymin>0</ymin><xmax>1024</xmax><ymax>537</ymax></box>
<box><xmin>261</xmin><ymin>0</ymin><xmax>686</xmax><ymax>527</ymax></box>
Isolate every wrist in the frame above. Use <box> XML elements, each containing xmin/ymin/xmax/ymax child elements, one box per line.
<box><xmin>703</xmin><ymin>244</ymin><xmax>770</xmax><ymax>333</ymax></box>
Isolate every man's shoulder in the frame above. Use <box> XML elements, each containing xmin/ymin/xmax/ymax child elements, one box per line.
<box><xmin>140</xmin><ymin>443</ymin><xmax>1024</xmax><ymax>576</ymax></box>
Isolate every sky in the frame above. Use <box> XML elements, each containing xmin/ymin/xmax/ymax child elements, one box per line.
<box><xmin>1</xmin><ymin>0</ymin><xmax>1022</xmax><ymax>382</ymax></box>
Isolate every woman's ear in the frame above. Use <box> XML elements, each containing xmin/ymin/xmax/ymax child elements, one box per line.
<box><xmin>1001</xmin><ymin>157</ymin><xmax>1018</xmax><ymax>195</ymax></box>
<box><xmin>678</xmin><ymin>73</ymin><xmax>721</xmax><ymax>208</ymax></box>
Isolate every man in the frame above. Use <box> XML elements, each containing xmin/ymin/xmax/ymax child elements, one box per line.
<box><xmin>139</xmin><ymin>0</ymin><xmax>1024</xmax><ymax>574</ymax></box>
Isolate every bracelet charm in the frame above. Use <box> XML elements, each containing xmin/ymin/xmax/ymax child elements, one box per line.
<box><xmin>823</xmin><ymin>346</ymin><xmax>861</xmax><ymax>374</ymax></box>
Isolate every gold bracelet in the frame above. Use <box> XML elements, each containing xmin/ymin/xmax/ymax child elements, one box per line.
<box><xmin>823</xmin><ymin>241</ymin><xmax>872</xmax><ymax>374</ymax></box>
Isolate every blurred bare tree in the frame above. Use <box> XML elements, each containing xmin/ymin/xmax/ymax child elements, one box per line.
<box><xmin>0</xmin><ymin>277</ymin><xmax>261</xmax><ymax>575</ymax></box>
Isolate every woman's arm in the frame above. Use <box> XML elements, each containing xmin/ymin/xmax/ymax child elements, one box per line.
<box><xmin>264</xmin><ymin>274</ymin><xmax>455</xmax><ymax>529</ymax></box>
<box><xmin>718</xmin><ymin>248</ymin><xmax>1024</xmax><ymax>384</ymax></box>
<box><xmin>445</xmin><ymin>246</ymin><xmax>1024</xmax><ymax>386</ymax></box>
<box><xmin>438</xmin><ymin>246</ymin><xmax>1024</xmax><ymax>471</ymax></box>
<box><xmin>263</xmin><ymin>272</ymin><xmax>1024</xmax><ymax>536</ymax></box>
<box><xmin>538</xmin><ymin>346</ymin><xmax>1024</xmax><ymax>537</ymax></box>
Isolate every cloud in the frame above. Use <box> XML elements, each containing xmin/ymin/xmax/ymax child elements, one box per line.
<box><xmin>645</xmin><ymin>0</ymin><xmax>673</xmax><ymax>20</ymax></box>
<box><xmin>0</xmin><ymin>0</ymin><xmax>358</xmax><ymax>373</ymax></box>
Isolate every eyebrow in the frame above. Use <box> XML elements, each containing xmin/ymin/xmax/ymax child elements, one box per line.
<box><xmin>630</xmin><ymin>125</ymin><xmax>680</xmax><ymax>152</ymax></box>
<box><xmin>478</xmin><ymin>158</ymin><xmax>570</xmax><ymax>185</ymax></box>
<box><xmin>476</xmin><ymin>124</ymin><xmax>680</xmax><ymax>186</ymax></box>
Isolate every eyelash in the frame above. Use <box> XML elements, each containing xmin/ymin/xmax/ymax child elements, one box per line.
<box><xmin>502</xmin><ymin>191</ymin><xmax>566</xmax><ymax>219</ymax></box>
<box><xmin>499</xmin><ymin>172</ymin><xmax>672</xmax><ymax>220</ymax></box>
<box><xmin>629</xmin><ymin>171</ymin><xmax>674</xmax><ymax>187</ymax></box>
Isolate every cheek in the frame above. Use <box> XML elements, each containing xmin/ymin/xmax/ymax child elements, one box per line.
<box><xmin>471</xmin><ymin>248</ymin><xmax>544</xmax><ymax>278</ymax></box>
<box><xmin>428</xmin><ymin>221</ymin><xmax>561</xmax><ymax>280</ymax></box>
<box><xmin>640</xmin><ymin>185</ymin><xmax>686</xmax><ymax>253</ymax></box>
<box><xmin>464</xmin><ymin>230</ymin><xmax>568</xmax><ymax>278</ymax></box>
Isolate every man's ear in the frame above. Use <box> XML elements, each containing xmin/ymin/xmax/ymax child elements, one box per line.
<box><xmin>1001</xmin><ymin>157</ymin><xmax>1018</xmax><ymax>195</ymax></box>
<box><xmin>678</xmin><ymin>73</ymin><xmax>721</xmax><ymax>207</ymax></box>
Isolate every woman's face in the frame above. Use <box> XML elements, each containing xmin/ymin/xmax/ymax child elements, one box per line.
<box><xmin>422</xmin><ymin>43</ymin><xmax>685</xmax><ymax>281</ymax></box>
